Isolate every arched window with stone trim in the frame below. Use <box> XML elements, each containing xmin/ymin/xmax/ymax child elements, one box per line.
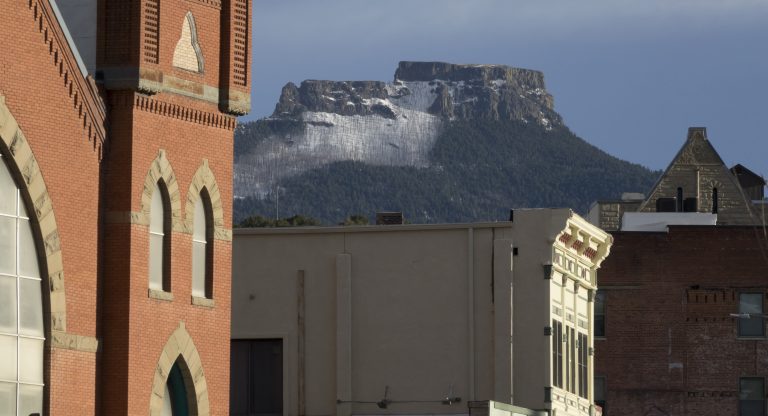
<box><xmin>0</xmin><ymin>152</ymin><xmax>45</xmax><ymax>416</ymax></box>
<box><xmin>162</xmin><ymin>359</ymin><xmax>195</xmax><ymax>416</ymax></box>
<box><xmin>192</xmin><ymin>188</ymin><xmax>214</xmax><ymax>299</ymax></box>
<box><xmin>150</xmin><ymin>180</ymin><xmax>172</xmax><ymax>292</ymax></box>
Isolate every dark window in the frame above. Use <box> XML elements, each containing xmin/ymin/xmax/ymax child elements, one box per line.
<box><xmin>578</xmin><ymin>333</ymin><xmax>588</xmax><ymax>398</ymax></box>
<box><xmin>552</xmin><ymin>320</ymin><xmax>563</xmax><ymax>388</ymax></box>
<box><xmin>230</xmin><ymin>339</ymin><xmax>283</xmax><ymax>416</ymax></box>
<box><xmin>149</xmin><ymin>179</ymin><xmax>172</xmax><ymax>292</ymax></box>
<box><xmin>712</xmin><ymin>188</ymin><xmax>718</xmax><ymax>214</ymax></box>
<box><xmin>192</xmin><ymin>188</ymin><xmax>214</xmax><ymax>299</ymax></box>
<box><xmin>595</xmin><ymin>376</ymin><xmax>606</xmax><ymax>414</ymax></box>
<box><xmin>677</xmin><ymin>187</ymin><xmax>683</xmax><ymax>212</ymax></box>
<box><xmin>738</xmin><ymin>293</ymin><xmax>765</xmax><ymax>337</ymax></box>
<box><xmin>740</xmin><ymin>378</ymin><xmax>765</xmax><ymax>416</ymax></box>
<box><xmin>569</xmin><ymin>327</ymin><xmax>576</xmax><ymax>392</ymax></box>
<box><xmin>167</xmin><ymin>360</ymin><xmax>191</xmax><ymax>415</ymax></box>
<box><xmin>595</xmin><ymin>290</ymin><xmax>606</xmax><ymax>337</ymax></box>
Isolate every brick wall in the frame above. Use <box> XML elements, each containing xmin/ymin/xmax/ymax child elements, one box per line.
<box><xmin>1</xmin><ymin>0</ymin><xmax>247</xmax><ymax>413</ymax></box>
<box><xmin>101</xmin><ymin>91</ymin><xmax>234</xmax><ymax>415</ymax></box>
<box><xmin>595</xmin><ymin>226</ymin><xmax>768</xmax><ymax>416</ymax></box>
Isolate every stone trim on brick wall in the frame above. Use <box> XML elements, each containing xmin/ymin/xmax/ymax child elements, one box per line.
<box><xmin>191</xmin><ymin>296</ymin><xmax>215</xmax><ymax>308</ymax></box>
<box><xmin>149</xmin><ymin>322</ymin><xmax>211</xmax><ymax>416</ymax></box>
<box><xmin>139</xmin><ymin>150</ymin><xmax>185</xmax><ymax>232</ymax></box>
<box><xmin>185</xmin><ymin>159</ymin><xmax>230</xmax><ymax>241</ymax></box>
<box><xmin>50</xmin><ymin>330</ymin><xmax>99</xmax><ymax>353</ymax></box>
<box><xmin>149</xmin><ymin>288</ymin><xmax>174</xmax><ymax>302</ymax></box>
<box><xmin>0</xmin><ymin>95</ymin><xmax>68</xmax><ymax>334</ymax></box>
<box><xmin>173</xmin><ymin>12</ymin><xmax>205</xmax><ymax>73</ymax></box>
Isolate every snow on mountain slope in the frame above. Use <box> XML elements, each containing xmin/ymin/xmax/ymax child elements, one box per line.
<box><xmin>235</xmin><ymin>61</ymin><xmax>562</xmax><ymax>198</ymax></box>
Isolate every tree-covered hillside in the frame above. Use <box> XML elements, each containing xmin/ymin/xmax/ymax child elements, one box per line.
<box><xmin>234</xmin><ymin>120</ymin><xmax>659</xmax><ymax>224</ymax></box>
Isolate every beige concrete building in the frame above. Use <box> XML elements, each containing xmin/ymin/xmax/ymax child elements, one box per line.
<box><xmin>231</xmin><ymin>209</ymin><xmax>612</xmax><ymax>416</ymax></box>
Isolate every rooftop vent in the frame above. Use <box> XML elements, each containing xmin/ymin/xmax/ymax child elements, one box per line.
<box><xmin>376</xmin><ymin>212</ymin><xmax>404</xmax><ymax>225</ymax></box>
<box><xmin>656</xmin><ymin>197</ymin><xmax>677</xmax><ymax>213</ymax></box>
<box><xmin>621</xmin><ymin>192</ymin><xmax>645</xmax><ymax>201</ymax></box>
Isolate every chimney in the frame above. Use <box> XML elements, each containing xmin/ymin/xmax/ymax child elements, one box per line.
<box><xmin>687</xmin><ymin>127</ymin><xmax>707</xmax><ymax>140</ymax></box>
<box><xmin>376</xmin><ymin>212</ymin><xmax>404</xmax><ymax>225</ymax></box>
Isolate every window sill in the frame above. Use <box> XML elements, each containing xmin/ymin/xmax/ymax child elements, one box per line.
<box><xmin>191</xmin><ymin>296</ymin><xmax>215</xmax><ymax>308</ymax></box>
<box><xmin>148</xmin><ymin>289</ymin><xmax>174</xmax><ymax>302</ymax></box>
<box><xmin>736</xmin><ymin>336</ymin><xmax>766</xmax><ymax>340</ymax></box>
<box><xmin>594</xmin><ymin>336</ymin><xmax>606</xmax><ymax>341</ymax></box>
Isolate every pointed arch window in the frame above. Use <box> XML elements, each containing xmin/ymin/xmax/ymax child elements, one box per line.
<box><xmin>0</xmin><ymin>153</ymin><xmax>45</xmax><ymax>416</ymax></box>
<box><xmin>162</xmin><ymin>359</ymin><xmax>195</xmax><ymax>416</ymax></box>
<box><xmin>192</xmin><ymin>189</ymin><xmax>213</xmax><ymax>299</ymax></box>
<box><xmin>150</xmin><ymin>180</ymin><xmax>172</xmax><ymax>292</ymax></box>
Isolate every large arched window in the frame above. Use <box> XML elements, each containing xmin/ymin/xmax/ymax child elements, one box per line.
<box><xmin>191</xmin><ymin>189</ymin><xmax>213</xmax><ymax>299</ymax></box>
<box><xmin>150</xmin><ymin>180</ymin><xmax>172</xmax><ymax>292</ymax></box>
<box><xmin>0</xmin><ymin>153</ymin><xmax>45</xmax><ymax>416</ymax></box>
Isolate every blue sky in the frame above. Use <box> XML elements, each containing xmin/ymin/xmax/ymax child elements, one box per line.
<box><xmin>247</xmin><ymin>0</ymin><xmax>768</xmax><ymax>172</ymax></box>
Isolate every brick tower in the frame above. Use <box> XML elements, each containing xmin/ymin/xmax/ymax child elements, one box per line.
<box><xmin>97</xmin><ymin>0</ymin><xmax>251</xmax><ymax>414</ymax></box>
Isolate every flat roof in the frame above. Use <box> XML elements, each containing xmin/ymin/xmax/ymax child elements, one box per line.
<box><xmin>234</xmin><ymin>220</ymin><xmax>514</xmax><ymax>236</ymax></box>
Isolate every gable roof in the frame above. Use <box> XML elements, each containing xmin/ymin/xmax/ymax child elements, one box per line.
<box><xmin>731</xmin><ymin>163</ymin><xmax>766</xmax><ymax>188</ymax></box>
<box><xmin>637</xmin><ymin>127</ymin><xmax>756</xmax><ymax>220</ymax></box>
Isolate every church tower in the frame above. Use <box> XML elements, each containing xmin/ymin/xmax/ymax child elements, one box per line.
<box><xmin>97</xmin><ymin>0</ymin><xmax>250</xmax><ymax>414</ymax></box>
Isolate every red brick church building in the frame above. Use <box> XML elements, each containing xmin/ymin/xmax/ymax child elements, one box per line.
<box><xmin>1</xmin><ymin>0</ymin><xmax>250</xmax><ymax>414</ymax></box>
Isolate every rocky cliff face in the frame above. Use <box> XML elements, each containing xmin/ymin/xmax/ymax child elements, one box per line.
<box><xmin>272</xmin><ymin>61</ymin><xmax>560</xmax><ymax>125</ymax></box>
<box><xmin>235</xmin><ymin>61</ymin><xmax>563</xmax><ymax>198</ymax></box>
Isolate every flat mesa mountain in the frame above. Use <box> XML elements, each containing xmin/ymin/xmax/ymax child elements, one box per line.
<box><xmin>234</xmin><ymin>61</ymin><xmax>658</xmax><ymax>224</ymax></box>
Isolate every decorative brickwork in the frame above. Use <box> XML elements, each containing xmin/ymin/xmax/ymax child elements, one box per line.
<box><xmin>143</xmin><ymin>0</ymin><xmax>160</xmax><ymax>64</ymax></box>
<box><xmin>232</xmin><ymin>0</ymin><xmax>249</xmax><ymax>86</ymax></box>
<box><xmin>24</xmin><ymin>0</ymin><xmax>106</xmax><ymax>157</ymax></box>
<box><xmin>4</xmin><ymin>0</ymin><xmax>246</xmax><ymax>412</ymax></box>
<box><xmin>186</xmin><ymin>0</ymin><xmax>222</xmax><ymax>9</ymax></box>
<box><xmin>133</xmin><ymin>94</ymin><xmax>237</xmax><ymax>130</ymax></box>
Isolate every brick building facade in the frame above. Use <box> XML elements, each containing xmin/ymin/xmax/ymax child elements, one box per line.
<box><xmin>595</xmin><ymin>226</ymin><xmax>768</xmax><ymax>416</ymax></box>
<box><xmin>0</xmin><ymin>0</ymin><xmax>250</xmax><ymax>414</ymax></box>
<box><xmin>590</xmin><ymin>129</ymin><xmax>768</xmax><ymax>416</ymax></box>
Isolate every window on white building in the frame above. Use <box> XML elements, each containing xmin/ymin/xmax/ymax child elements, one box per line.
<box><xmin>552</xmin><ymin>319</ymin><xmax>563</xmax><ymax>389</ymax></box>
<box><xmin>0</xmin><ymin>153</ymin><xmax>45</xmax><ymax>416</ymax></box>
<box><xmin>568</xmin><ymin>326</ymin><xmax>575</xmax><ymax>392</ymax></box>
<box><xmin>578</xmin><ymin>332</ymin><xmax>588</xmax><ymax>398</ymax></box>
<box><xmin>150</xmin><ymin>181</ymin><xmax>172</xmax><ymax>292</ymax></box>
<box><xmin>738</xmin><ymin>293</ymin><xmax>765</xmax><ymax>337</ymax></box>
<box><xmin>192</xmin><ymin>189</ymin><xmax>213</xmax><ymax>299</ymax></box>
